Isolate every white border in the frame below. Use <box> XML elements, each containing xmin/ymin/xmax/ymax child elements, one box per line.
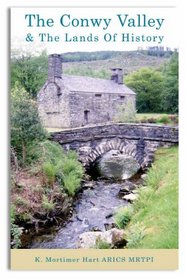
<box><xmin>0</xmin><ymin>0</ymin><xmax>184</xmax><ymax>278</ymax></box>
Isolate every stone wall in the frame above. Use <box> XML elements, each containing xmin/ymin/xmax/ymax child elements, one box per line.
<box><xmin>38</xmin><ymin>79</ymin><xmax>71</xmax><ymax>128</ymax></box>
<box><xmin>68</xmin><ymin>92</ymin><xmax>135</xmax><ymax>128</ymax></box>
<box><xmin>51</xmin><ymin>123</ymin><xmax>178</xmax><ymax>144</ymax></box>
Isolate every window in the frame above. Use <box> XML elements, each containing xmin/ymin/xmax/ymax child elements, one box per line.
<box><xmin>95</xmin><ymin>94</ymin><xmax>102</xmax><ymax>97</ymax></box>
<box><xmin>120</xmin><ymin>95</ymin><xmax>125</xmax><ymax>100</ymax></box>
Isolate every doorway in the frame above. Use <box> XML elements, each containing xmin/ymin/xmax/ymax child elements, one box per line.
<box><xmin>84</xmin><ymin>110</ymin><xmax>90</xmax><ymax>125</ymax></box>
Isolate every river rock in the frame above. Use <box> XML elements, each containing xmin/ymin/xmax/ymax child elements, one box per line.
<box><xmin>141</xmin><ymin>174</ymin><xmax>148</xmax><ymax>180</ymax></box>
<box><xmin>98</xmin><ymin>150</ymin><xmax>140</xmax><ymax>180</ymax></box>
<box><xmin>77</xmin><ymin>228</ymin><xmax>125</xmax><ymax>248</ymax></box>
<box><xmin>119</xmin><ymin>181</ymin><xmax>137</xmax><ymax>197</ymax></box>
<box><xmin>123</xmin><ymin>193</ymin><xmax>138</xmax><ymax>202</ymax></box>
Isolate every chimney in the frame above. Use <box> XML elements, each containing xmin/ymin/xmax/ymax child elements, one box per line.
<box><xmin>48</xmin><ymin>54</ymin><xmax>62</xmax><ymax>82</ymax></box>
<box><xmin>111</xmin><ymin>68</ymin><xmax>123</xmax><ymax>84</ymax></box>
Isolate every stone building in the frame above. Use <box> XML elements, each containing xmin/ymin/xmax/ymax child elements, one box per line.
<box><xmin>37</xmin><ymin>54</ymin><xmax>136</xmax><ymax>128</ymax></box>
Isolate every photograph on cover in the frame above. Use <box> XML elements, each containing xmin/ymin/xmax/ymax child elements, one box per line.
<box><xmin>10</xmin><ymin>6</ymin><xmax>178</xmax><ymax>270</ymax></box>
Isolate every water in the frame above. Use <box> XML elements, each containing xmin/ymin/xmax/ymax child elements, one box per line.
<box><xmin>29</xmin><ymin>178</ymin><xmax>140</xmax><ymax>249</ymax></box>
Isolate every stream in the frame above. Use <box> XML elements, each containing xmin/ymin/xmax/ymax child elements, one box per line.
<box><xmin>28</xmin><ymin>174</ymin><xmax>143</xmax><ymax>249</ymax></box>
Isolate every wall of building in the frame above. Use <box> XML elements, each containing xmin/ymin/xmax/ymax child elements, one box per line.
<box><xmin>37</xmin><ymin>79</ymin><xmax>70</xmax><ymax>128</ymax></box>
<box><xmin>68</xmin><ymin>91</ymin><xmax>135</xmax><ymax>128</ymax></box>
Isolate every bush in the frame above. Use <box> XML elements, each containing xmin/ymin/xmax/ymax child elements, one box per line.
<box><xmin>114</xmin><ymin>206</ymin><xmax>134</xmax><ymax>229</ymax></box>
<box><xmin>11</xmin><ymin>85</ymin><xmax>47</xmax><ymax>165</ymax></box>
<box><xmin>43</xmin><ymin>162</ymin><xmax>56</xmax><ymax>185</ymax></box>
<box><xmin>56</xmin><ymin>155</ymin><xmax>84</xmax><ymax>196</ymax></box>
<box><xmin>62</xmin><ymin>172</ymin><xmax>82</xmax><ymax>196</ymax></box>
<box><xmin>24</xmin><ymin>140</ymin><xmax>84</xmax><ymax>196</ymax></box>
<box><xmin>10</xmin><ymin>205</ymin><xmax>23</xmax><ymax>248</ymax></box>
<box><xmin>156</xmin><ymin>115</ymin><xmax>172</xmax><ymax>124</ymax></box>
<box><xmin>41</xmin><ymin>195</ymin><xmax>55</xmax><ymax>212</ymax></box>
<box><xmin>95</xmin><ymin>238</ymin><xmax>111</xmax><ymax>249</ymax></box>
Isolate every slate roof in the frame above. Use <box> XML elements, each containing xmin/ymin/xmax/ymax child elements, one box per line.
<box><xmin>61</xmin><ymin>75</ymin><xmax>135</xmax><ymax>95</ymax></box>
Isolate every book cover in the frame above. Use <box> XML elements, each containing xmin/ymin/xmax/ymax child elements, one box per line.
<box><xmin>10</xmin><ymin>3</ymin><xmax>179</xmax><ymax>270</ymax></box>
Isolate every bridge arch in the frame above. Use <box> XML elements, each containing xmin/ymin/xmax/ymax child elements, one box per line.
<box><xmin>81</xmin><ymin>138</ymin><xmax>145</xmax><ymax>167</ymax></box>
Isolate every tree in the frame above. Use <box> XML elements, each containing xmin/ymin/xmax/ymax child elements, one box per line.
<box><xmin>125</xmin><ymin>67</ymin><xmax>164</xmax><ymax>113</ymax></box>
<box><xmin>11</xmin><ymin>84</ymin><xmax>47</xmax><ymax>165</ymax></box>
<box><xmin>161</xmin><ymin>52</ymin><xmax>178</xmax><ymax>113</ymax></box>
<box><xmin>11</xmin><ymin>51</ymin><xmax>47</xmax><ymax>98</ymax></box>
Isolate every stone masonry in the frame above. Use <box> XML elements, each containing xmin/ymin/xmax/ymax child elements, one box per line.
<box><xmin>37</xmin><ymin>54</ymin><xmax>136</xmax><ymax>128</ymax></box>
<box><xmin>50</xmin><ymin>123</ymin><xmax>178</xmax><ymax>169</ymax></box>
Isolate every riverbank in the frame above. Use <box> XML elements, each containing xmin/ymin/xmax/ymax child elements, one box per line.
<box><xmin>124</xmin><ymin>146</ymin><xmax>178</xmax><ymax>248</ymax></box>
<box><xmin>10</xmin><ymin>140</ymin><xmax>84</xmax><ymax>248</ymax></box>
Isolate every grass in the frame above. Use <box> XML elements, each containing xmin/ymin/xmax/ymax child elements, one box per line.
<box><xmin>115</xmin><ymin>206</ymin><xmax>134</xmax><ymax>229</ymax></box>
<box><xmin>136</xmin><ymin>113</ymin><xmax>168</xmax><ymax>120</ymax></box>
<box><xmin>136</xmin><ymin>113</ymin><xmax>178</xmax><ymax>125</ymax></box>
<box><xmin>125</xmin><ymin>146</ymin><xmax>178</xmax><ymax>249</ymax></box>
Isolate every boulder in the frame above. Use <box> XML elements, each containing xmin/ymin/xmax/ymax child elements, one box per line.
<box><xmin>77</xmin><ymin>228</ymin><xmax>125</xmax><ymax>248</ymax></box>
<box><xmin>98</xmin><ymin>150</ymin><xmax>140</xmax><ymax>180</ymax></box>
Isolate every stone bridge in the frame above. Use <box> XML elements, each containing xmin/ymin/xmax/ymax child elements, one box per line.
<box><xmin>50</xmin><ymin>123</ymin><xmax>178</xmax><ymax>170</ymax></box>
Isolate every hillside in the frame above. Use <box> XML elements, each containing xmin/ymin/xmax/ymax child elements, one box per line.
<box><xmin>62</xmin><ymin>51</ymin><xmax>170</xmax><ymax>79</ymax></box>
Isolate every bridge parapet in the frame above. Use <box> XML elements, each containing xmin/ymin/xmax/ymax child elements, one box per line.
<box><xmin>51</xmin><ymin>123</ymin><xmax>178</xmax><ymax>144</ymax></box>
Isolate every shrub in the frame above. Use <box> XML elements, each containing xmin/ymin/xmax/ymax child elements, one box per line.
<box><xmin>114</xmin><ymin>206</ymin><xmax>134</xmax><ymax>229</ymax></box>
<box><xmin>62</xmin><ymin>157</ymin><xmax>84</xmax><ymax>178</ymax></box>
<box><xmin>41</xmin><ymin>195</ymin><xmax>55</xmax><ymax>212</ymax></box>
<box><xmin>42</xmin><ymin>162</ymin><xmax>56</xmax><ymax>185</ymax></box>
<box><xmin>10</xmin><ymin>205</ymin><xmax>23</xmax><ymax>248</ymax></box>
<box><xmin>62</xmin><ymin>172</ymin><xmax>81</xmax><ymax>196</ymax></box>
<box><xmin>14</xmin><ymin>196</ymin><xmax>30</xmax><ymax>207</ymax></box>
<box><xmin>55</xmin><ymin>155</ymin><xmax>84</xmax><ymax>196</ymax></box>
<box><xmin>156</xmin><ymin>115</ymin><xmax>172</xmax><ymax>124</ymax></box>
<box><xmin>95</xmin><ymin>238</ymin><xmax>111</xmax><ymax>249</ymax></box>
<box><xmin>11</xmin><ymin>85</ymin><xmax>47</xmax><ymax>165</ymax></box>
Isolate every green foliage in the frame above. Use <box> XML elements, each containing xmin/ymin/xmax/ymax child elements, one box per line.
<box><xmin>39</xmin><ymin>141</ymin><xmax>65</xmax><ymax>165</ymax></box>
<box><xmin>63</xmin><ymin>50</ymin><xmax>169</xmax><ymax>81</ymax></box>
<box><xmin>63</xmin><ymin>51</ymin><xmax>119</xmax><ymax>62</ymax></box>
<box><xmin>62</xmin><ymin>172</ymin><xmax>82</xmax><ymax>196</ymax></box>
<box><xmin>64</xmin><ymin>66</ymin><xmax>109</xmax><ymax>80</ymax></box>
<box><xmin>11</xmin><ymin>51</ymin><xmax>47</xmax><ymax>98</ymax></box>
<box><xmin>161</xmin><ymin>52</ymin><xmax>178</xmax><ymax>113</ymax></box>
<box><xmin>60</xmin><ymin>155</ymin><xmax>84</xmax><ymax>196</ymax></box>
<box><xmin>114</xmin><ymin>206</ymin><xmax>134</xmax><ymax>229</ymax></box>
<box><xmin>95</xmin><ymin>238</ymin><xmax>111</xmax><ymax>249</ymax></box>
<box><xmin>11</xmin><ymin>85</ymin><xmax>47</xmax><ymax>165</ymax></box>
<box><xmin>14</xmin><ymin>196</ymin><xmax>29</xmax><ymax>207</ymax></box>
<box><xmin>136</xmin><ymin>113</ymin><xmax>178</xmax><ymax>125</ymax></box>
<box><xmin>10</xmin><ymin>205</ymin><xmax>23</xmax><ymax>248</ymax></box>
<box><xmin>26</xmin><ymin>140</ymin><xmax>84</xmax><ymax>196</ymax></box>
<box><xmin>125</xmin><ymin>67</ymin><xmax>164</xmax><ymax>113</ymax></box>
<box><xmin>156</xmin><ymin>115</ymin><xmax>172</xmax><ymax>124</ymax></box>
<box><xmin>43</xmin><ymin>162</ymin><xmax>56</xmax><ymax>185</ymax></box>
<box><xmin>41</xmin><ymin>195</ymin><xmax>55</xmax><ymax>212</ymax></box>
